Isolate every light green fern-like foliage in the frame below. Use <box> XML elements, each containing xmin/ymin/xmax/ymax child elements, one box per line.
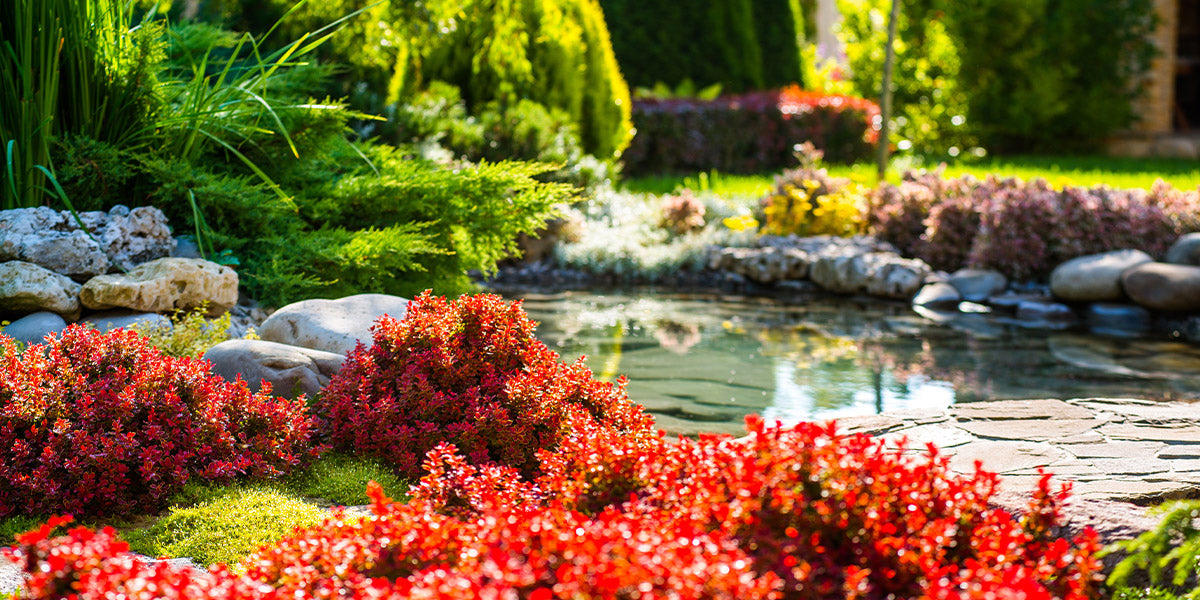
<box><xmin>1107</xmin><ymin>500</ymin><xmax>1200</xmax><ymax>597</ymax></box>
<box><xmin>128</xmin><ymin>304</ymin><xmax>239</xmax><ymax>358</ymax></box>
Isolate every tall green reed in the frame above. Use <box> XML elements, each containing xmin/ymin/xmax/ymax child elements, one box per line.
<box><xmin>1</xmin><ymin>0</ymin><xmax>162</xmax><ymax>209</ymax></box>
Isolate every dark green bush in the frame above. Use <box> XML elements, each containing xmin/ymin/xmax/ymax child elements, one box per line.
<box><xmin>600</xmin><ymin>0</ymin><xmax>804</xmax><ymax>94</ymax></box>
<box><xmin>836</xmin><ymin>0</ymin><xmax>1156</xmax><ymax>156</ymax></box>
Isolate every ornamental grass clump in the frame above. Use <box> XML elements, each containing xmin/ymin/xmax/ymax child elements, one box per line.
<box><xmin>0</xmin><ymin>326</ymin><xmax>318</xmax><ymax>518</ymax></box>
<box><xmin>316</xmin><ymin>291</ymin><xmax>655</xmax><ymax>478</ymax></box>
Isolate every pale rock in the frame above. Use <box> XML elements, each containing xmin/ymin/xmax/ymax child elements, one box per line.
<box><xmin>0</xmin><ymin>205</ymin><xmax>174</xmax><ymax>278</ymax></box>
<box><xmin>205</xmin><ymin>339</ymin><xmax>345</xmax><ymax>400</ymax></box>
<box><xmin>259</xmin><ymin>293</ymin><xmax>410</xmax><ymax>355</ymax></box>
<box><xmin>912</xmin><ymin>282</ymin><xmax>961</xmax><ymax>308</ymax></box>
<box><xmin>80</xmin><ymin>257</ymin><xmax>238</xmax><ymax>314</ymax></box>
<box><xmin>0</xmin><ymin>261</ymin><xmax>82</xmax><ymax>317</ymax></box>
<box><xmin>1049</xmin><ymin>249</ymin><xmax>1153</xmax><ymax>302</ymax></box>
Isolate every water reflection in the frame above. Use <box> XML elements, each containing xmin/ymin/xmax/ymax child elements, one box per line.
<box><xmin>508</xmin><ymin>290</ymin><xmax>1200</xmax><ymax>436</ymax></box>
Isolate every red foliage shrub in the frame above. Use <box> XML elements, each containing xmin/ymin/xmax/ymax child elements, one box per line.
<box><xmin>10</xmin><ymin>416</ymin><xmax>1101</xmax><ymax>600</ymax></box>
<box><xmin>413</xmin><ymin>417</ymin><xmax>1102</xmax><ymax>600</ymax></box>
<box><xmin>5</xmin><ymin>516</ymin><xmax>268</xmax><ymax>600</ymax></box>
<box><xmin>623</xmin><ymin>86</ymin><xmax>879</xmax><ymax>176</ymax></box>
<box><xmin>0</xmin><ymin>326</ymin><xmax>317</xmax><ymax>518</ymax></box>
<box><xmin>316</xmin><ymin>292</ymin><xmax>655</xmax><ymax>478</ymax></box>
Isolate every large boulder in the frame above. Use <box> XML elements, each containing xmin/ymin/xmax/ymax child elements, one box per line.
<box><xmin>80</xmin><ymin>258</ymin><xmax>238</xmax><ymax>314</ymax></box>
<box><xmin>0</xmin><ymin>261</ymin><xmax>82</xmax><ymax>317</ymax></box>
<box><xmin>205</xmin><ymin>339</ymin><xmax>345</xmax><ymax>400</ymax></box>
<box><xmin>1121</xmin><ymin>262</ymin><xmax>1200</xmax><ymax>312</ymax></box>
<box><xmin>912</xmin><ymin>282</ymin><xmax>961</xmax><ymax>308</ymax></box>
<box><xmin>258</xmin><ymin>293</ymin><xmax>410</xmax><ymax>355</ymax></box>
<box><xmin>1166</xmin><ymin>232</ymin><xmax>1200</xmax><ymax>266</ymax></box>
<box><xmin>0</xmin><ymin>205</ymin><xmax>173</xmax><ymax>278</ymax></box>
<box><xmin>1049</xmin><ymin>249</ymin><xmax>1153</xmax><ymax>302</ymax></box>
<box><xmin>1</xmin><ymin>311</ymin><xmax>67</xmax><ymax>344</ymax></box>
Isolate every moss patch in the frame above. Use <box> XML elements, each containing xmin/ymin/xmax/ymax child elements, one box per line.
<box><xmin>123</xmin><ymin>486</ymin><xmax>327</xmax><ymax>567</ymax></box>
<box><xmin>281</xmin><ymin>452</ymin><xmax>409</xmax><ymax>506</ymax></box>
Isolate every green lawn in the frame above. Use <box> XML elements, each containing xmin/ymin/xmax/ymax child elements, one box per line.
<box><xmin>622</xmin><ymin>155</ymin><xmax>1200</xmax><ymax>197</ymax></box>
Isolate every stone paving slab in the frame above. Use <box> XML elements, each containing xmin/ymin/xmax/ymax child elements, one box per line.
<box><xmin>837</xmin><ymin>397</ymin><xmax>1200</xmax><ymax>504</ymax></box>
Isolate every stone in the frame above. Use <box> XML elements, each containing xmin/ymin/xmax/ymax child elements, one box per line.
<box><xmin>0</xmin><ymin>261</ymin><xmax>82</xmax><ymax>317</ymax></box>
<box><xmin>205</xmin><ymin>339</ymin><xmax>345</xmax><ymax>400</ymax></box>
<box><xmin>1065</xmin><ymin>441</ymin><xmax>1166</xmax><ymax>458</ymax></box>
<box><xmin>80</xmin><ymin>258</ymin><xmax>238</xmax><ymax>314</ymax></box>
<box><xmin>988</xmin><ymin>493</ymin><xmax>1157</xmax><ymax>546</ymax></box>
<box><xmin>171</xmin><ymin>236</ymin><xmax>202</xmax><ymax>259</ymax></box>
<box><xmin>1101</xmin><ymin>422</ymin><xmax>1200</xmax><ymax>443</ymax></box>
<box><xmin>1085</xmin><ymin>303</ymin><xmax>1151</xmax><ymax>335</ymax></box>
<box><xmin>1166</xmin><ymin>232</ymin><xmax>1200</xmax><ymax>266</ymax></box>
<box><xmin>946</xmin><ymin>440</ymin><xmax>1071</xmax><ymax>475</ymax></box>
<box><xmin>882</xmin><ymin>423</ymin><xmax>976</xmax><ymax>449</ymax></box>
<box><xmin>82</xmin><ymin>310</ymin><xmax>171</xmax><ymax>333</ymax></box>
<box><xmin>258</xmin><ymin>293</ymin><xmax>410</xmax><ymax>355</ymax></box>
<box><xmin>947</xmin><ymin>268</ymin><xmax>1007</xmax><ymax>302</ymax></box>
<box><xmin>0</xmin><ymin>556</ymin><xmax>20</xmax><ymax>596</ymax></box>
<box><xmin>1153</xmin><ymin>137</ymin><xmax>1200</xmax><ymax>159</ymax></box>
<box><xmin>810</xmin><ymin>250</ymin><xmax>930</xmax><ymax>299</ymax></box>
<box><xmin>951</xmin><ymin>398</ymin><xmax>1095</xmax><ymax>421</ymax></box>
<box><xmin>1121</xmin><ymin>262</ymin><xmax>1200</xmax><ymax>312</ymax></box>
<box><xmin>1</xmin><ymin>311</ymin><xmax>67</xmax><ymax>344</ymax></box>
<box><xmin>0</xmin><ymin>205</ymin><xmax>173</xmax><ymax>278</ymax></box>
<box><xmin>987</xmin><ymin>292</ymin><xmax>1051</xmax><ymax>313</ymax></box>
<box><xmin>1049</xmin><ymin>249</ymin><xmax>1153</xmax><ymax>302</ymax></box>
<box><xmin>955</xmin><ymin>419</ymin><xmax>1103</xmax><ymax>442</ymax></box>
<box><xmin>100</xmin><ymin>206</ymin><xmax>175</xmax><ymax>270</ymax></box>
<box><xmin>832</xmin><ymin>415</ymin><xmax>904</xmax><ymax>435</ymax></box>
<box><xmin>1015</xmin><ymin>300</ymin><xmax>1076</xmax><ymax>324</ymax></box>
<box><xmin>912</xmin><ymin>282</ymin><xmax>961</xmax><ymax>308</ymax></box>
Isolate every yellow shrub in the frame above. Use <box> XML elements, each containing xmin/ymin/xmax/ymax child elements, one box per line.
<box><xmin>760</xmin><ymin>171</ymin><xmax>867</xmax><ymax>237</ymax></box>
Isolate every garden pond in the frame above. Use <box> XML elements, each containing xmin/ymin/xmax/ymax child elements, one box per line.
<box><xmin>504</xmin><ymin>290</ymin><xmax>1200</xmax><ymax>436</ymax></box>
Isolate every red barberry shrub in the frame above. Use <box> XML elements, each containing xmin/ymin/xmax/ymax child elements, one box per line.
<box><xmin>413</xmin><ymin>417</ymin><xmax>1102</xmax><ymax>600</ymax></box>
<box><xmin>0</xmin><ymin>326</ymin><xmax>318</xmax><ymax>518</ymax></box>
<box><xmin>6</xmin><ymin>516</ymin><xmax>271</xmax><ymax>600</ymax></box>
<box><xmin>245</xmin><ymin>482</ymin><xmax>781</xmax><ymax>600</ymax></box>
<box><xmin>316</xmin><ymin>291</ymin><xmax>655</xmax><ymax>478</ymax></box>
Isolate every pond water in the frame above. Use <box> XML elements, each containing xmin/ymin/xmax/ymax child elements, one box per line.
<box><xmin>506</xmin><ymin>290</ymin><xmax>1200</xmax><ymax>436</ymax></box>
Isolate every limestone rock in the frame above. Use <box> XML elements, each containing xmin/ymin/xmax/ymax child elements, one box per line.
<box><xmin>2</xmin><ymin>311</ymin><xmax>67</xmax><ymax>344</ymax></box>
<box><xmin>912</xmin><ymin>282</ymin><xmax>961</xmax><ymax>308</ymax></box>
<box><xmin>811</xmin><ymin>251</ymin><xmax>930</xmax><ymax>299</ymax></box>
<box><xmin>1121</xmin><ymin>262</ymin><xmax>1200</xmax><ymax>312</ymax></box>
<box><xmin>1049</xmin><ymin>249</ymin><xmax>1153</xmax><ymax>302</ymax></box>
<box><xmin>259</xmin><ymin>293</ymin><xmax>410</xmax><ymax>355</ymax></box>
<box><xmin>1166</xmin><ymin>232</ymin><xmax>1200</xmax><ymax>266</ymax></box>
<box><xmin>205</xmin><ymin>339</ymin><xmax>345</xmax><ymax>400</ymax></box>
<box><xmin>80</xmin><ymin>258</ymin><xmax>238</xmax><ymax>314</ymax></box>
<box><xmin>0</xmin><ymin>261</ymin><xmax>82</xmax><ymax>317</ymax></box>
<box><xmin>0</xmin><ymin>205</ymin><xmax>174</xmax><ymax>278</ymax></box>
<box><xmin>947</xmin><ymin>268</ymin><xmax>1007</xmax><ymax>302</ymax></box>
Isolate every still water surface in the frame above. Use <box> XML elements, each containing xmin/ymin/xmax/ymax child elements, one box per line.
<box><xmin>509</xmin><ymin>290</ymin><xmax>1200</xmax><ymax>436</ymax></box>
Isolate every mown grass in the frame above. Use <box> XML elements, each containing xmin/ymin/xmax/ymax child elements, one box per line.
<box><xmin>623</xmin><ymin>155</ymin><xmax>1200</xmax><ymax>198</ymax></box>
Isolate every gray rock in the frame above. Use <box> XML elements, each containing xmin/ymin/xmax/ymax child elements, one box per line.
<box><xmin>82</xmin><ymin>310</ymin><xmax>172</xmax><ymax>333</ymax></box>
<box><xmin>1122</xmin><ymin>262</ymin><xmax>1200</xmax><ymax>312</ymax></box>
<box><xmin>1049</xmin><ymin>249</ymin><xmax>1153</xmax><ymax>302</ymax></box>
<box><xmin>987</xmin><ymin>292</ymin><xmax>1051</xmax><ymax>313</ymax></box>
<box><xmin>171</xmin><ymin>236</ymin><xmax>202</xmax><ymax>259</ymax></box>
<box><xmin>81</xmin><ymin>258</ymin><xmax>238</xmax><ymax>315</ymax></box>
<box><xmin>912</xmin><ymin>282</ymin><xmax>961</xmax><ymax>308</ymax></box>
<box><xmin>0</xmin><ymin>261</ymin><xmax>82</xmax><ymax>317</ymax></box>
<box><xmin>0</xmin><ymin>205</ymin><xmax>173</xmax><ymax>278</ymax></box>
<box><xmin>1086</xmin><ymin>303</ymin><xmax>1151</xmax><ymax>335</ymax></box>
<box><xmin>947</xmin><ymin>268</ymin><xmax>1007</xmax><ymax>302</ymax></box>
<box><xmin>1015</xmin><ymin>300</ymin><xmax>1075</xmax><ymax>323</ymax></box>
<box><xmin>2</xmin><ymin>311</ymin><xmax>67</xmax><ymax>344</ymax></box>
<box><xmin>1166</xmin><ymin>232</ymin><xmax>1200</xmax><ymax>266</ymax></box>
<box><xmin>205</xmin><ymin>339</ymin><xmax>345</xmax><ymax>399</ymax></box>
<box><xmin>258</xmin><ymin>293</ymin><xmax>410</xmax><ymax>355</ymax></box>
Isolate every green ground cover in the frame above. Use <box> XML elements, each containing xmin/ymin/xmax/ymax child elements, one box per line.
<box><xmin>623</xmin><ymin>156</ymin><xmax>1200</xmax><ymax>198</ymax></box>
